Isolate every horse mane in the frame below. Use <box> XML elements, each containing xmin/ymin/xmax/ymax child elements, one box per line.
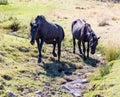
<box><xmin>34</xmin><ymin>15</ymin><xmax>47</xmax><ymax>25</ymax></box>
<box><xmin>30</xmin><ymin>17</ymin><xmax>35</xmax><ymax>23</ymax></box>
<box><xmin>36</xmin><ymin>15</ymin><xmax>46</xmax><ymax>20</ymax></box>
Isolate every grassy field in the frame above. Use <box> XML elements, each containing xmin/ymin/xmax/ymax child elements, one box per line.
<box><xmin>84</xmin><ymin>60</ymin><xmax>120</xmax><ymax>97</ymax></box>
<box><xmin>0</xmin><ymin>0</ymin><xmax>120</xmax><ymax>97</ymax></box>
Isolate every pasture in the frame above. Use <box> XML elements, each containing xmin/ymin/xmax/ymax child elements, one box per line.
<box><xmin>0</xmin><ymin>0</ymin><xmax>120</xmax><ymax>97</ymax></box>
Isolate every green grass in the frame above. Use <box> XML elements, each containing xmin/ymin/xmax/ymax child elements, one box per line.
<box><xmin>0</xmin><ymin>1</ymin><xmax>59</xmax><ymax>37</ymax></box>
<box><xmin>0</xmin><ymin>33</ymin><xmax>41</xmax><ymax>96</ymax></box>
<box><xmin>85</xmin><ymin>60</ymin><xmax>120</xmax><ymax>97</ymax></box>
<box><xmin>105</xmin><ymin>45</ymin><xmax>120</xmax><ymax>62</ymax></box>
<box><xmin>0</xmin><ymin>32</ymin><xmax>78</xmax><ymax>96</ymax></box>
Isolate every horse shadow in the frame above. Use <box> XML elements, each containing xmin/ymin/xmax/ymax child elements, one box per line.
<box><xmin>82</xmin><ymin>57</ymin><xmax>100</xmax><ymax>67</ymax></box>
<box><xmin>39</xmin><ymin>59</ymin><xmax>76</xmax><ymax>78</ymax></box>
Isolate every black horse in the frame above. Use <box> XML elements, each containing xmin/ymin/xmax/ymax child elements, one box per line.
<box><xmin>30</xmin><ymin>15</ymin><xmax>65</xmax><ymax>63</ymax></box>
<box><xmin>71</xmin><ymin>19</ymin><xmax>100</xmax><ymax>59</ymax></box>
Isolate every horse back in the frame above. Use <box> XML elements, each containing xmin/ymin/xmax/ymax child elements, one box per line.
<box><xmin>55</xmin><ymin>24</ymin><xmax>65</xmax><ymax>41</ymax></box>
<box><xmin>72</xmin><ymin>19</ymin><xmax>85</xmax><ymax>39</ymax></box>
<box><xmin>40</xmin><ymin>22</ymin><xmax>64</xmax><ymax>43</ymax></box>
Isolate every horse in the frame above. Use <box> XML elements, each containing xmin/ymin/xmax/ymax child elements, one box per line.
<box><xmin>71</xmin><ymin>19</ymin><xmax>100</xmax><ymax>59</ymax></box>
<box><xmin>30</xmin><ymin>15</ymin><xmax>65</xmax><ymax>63</ymax></box>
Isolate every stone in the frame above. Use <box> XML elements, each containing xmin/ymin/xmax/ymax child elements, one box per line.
<box><xmin>35</xmin><ymin>90</ymin><xmax>42</xmax><ymax>94</ymax></box>
<box><xmin>6</xmin><ymin>90</ymin><xmax>16</xmax><ymax>97</ymax></box>
<box><xmin>61</xmin><ymin>79</ymin><xmax>88</xmax><ymax>97</ymax></box>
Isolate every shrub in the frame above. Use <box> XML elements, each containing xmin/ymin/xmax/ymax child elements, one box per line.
<box><xmin>10</xmin><ymin>18</ymin><xmax>20</xmax><ymax>31</ymax></box>
<box><xmin>2</xmin><ymin>17</ymin><xmax>21</xmax><ymax>31</ymax></box>
<box><xmin>105</xmin><ymin>45</ymin><xmax>120</xmax><ymax>62</ymax></box>
<box><xmin>100</xmin><ymin>64</ymin><xmax>110</xmax><ymax>77</ymax></box>
<box><xmin>98</xmin><ymin>18</ymin><xmax>109</xmax><ymax>26</ymax></box>
<box><xmin>0</xmin><ymin>0</ymin><xmax>8</xmax><ymax>5</ymax></box>
<box><xmin>97</xmin><ymin>44</ymin><xmax>106</xmax><ymax>55</ymax></box>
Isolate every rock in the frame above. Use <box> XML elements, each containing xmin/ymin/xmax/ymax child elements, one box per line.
<box><xmin>6</xmin><ymin>90</ymin><xmax>16</xmax><ymax>97</ymax></box>
<box><xmin>47</xmin><ymin>94</ymin><xmax>51</xmax><ymax>97</ymax></box>
<box><xmin>45</xmin><ymin>82</ymin><xmax>50</xmax><ymax>86</ymax></box>
<box><xmin>35</xmin><ymin>90</ymin><xmax>42</xmax><ymax>94</ymax></box>
<box><xmin>61</xmin><ymin>79</ymin><xmax>88</xmax><ymax>97</ymax></box>
<box><xmin>94</xmin><ymin>94</ymin><xmax>103</xmax><ymax>97</ymax></box>
<box><xmin>81</xmin><ymin>79</ymin><xmax>88</xmax><ymax>84</ymax></box>
<box><xmin>0</xmin><ymin>83</ymin><xmax>4</xmax><ymax>90</ymax></box>
<box><xmin>17</xmin><ymin>85</ymin><xmax>24</xmax><ymax>92</ymax></box>
<box><xmin>2</xmin><ymin>75</ymin><xmax>12</xmax><ymax>80</ymax></box>
<box><xmin>51</xmin><ymin>91</ymin><xmax>55</xmax><ymax>95</ymax></box>
<box><xmin>70</xmin><ymin>89</ymin><xmax>82</xmax><ymax>97</ymax></box>
<box><xmin>64</xmin><ymin>75</ymin><xmax>80</xmax><ymax>82</ymax></box>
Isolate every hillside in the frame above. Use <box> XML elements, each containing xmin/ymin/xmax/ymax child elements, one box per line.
<box><xmin>0</xmin><ymin>0</ymin><xmax>120</xmax><ymax>97</ymax></box>
<box><xmin>84</xmin><ymin>60</ymin><xmax>120</xmax><ymax>97</ymax></box>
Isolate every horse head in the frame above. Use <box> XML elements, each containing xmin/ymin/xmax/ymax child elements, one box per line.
<box><xmin>35</xmin><ymin>15</ymin><xmax>46</xmax><ymax>25</ymax></box>
<box><xmin>30</xmin><ymin>21</ymin><xmax>39</xmax><ymax>45</ymax></box>
<box><xmin>85</xmin><ymin>23</ymin><xmax>100</xmax><ymax>54</ymax></box>
<box><xmin>89</xmin><ymin>33</ymin><xmax>100</xmax><ymax>54</ymax></box>
<box><xmin>30</xmin><ymin>15</ymin><xmax>46</xmax><ymax>45</ymax></box>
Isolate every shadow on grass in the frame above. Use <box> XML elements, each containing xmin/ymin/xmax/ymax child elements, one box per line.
<box><xmin>83</xmin><ymin>57</ymin><xmax>100</xmax><ymax>67</ymax></box>
<box><xmin>39</xmin><ymin>59</ymin><xmax>76</xmax><ymax>78</ymax></box>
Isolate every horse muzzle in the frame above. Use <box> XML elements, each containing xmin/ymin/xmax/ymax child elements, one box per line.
<box><xmin>91</xmin><ymin>51</ymin><xmax>95</xmax><ymax>55</ymax></box>
<box><xmin>30</xmin><ymin>40</ymin><xmax>35</xmax><ymax>45</ymax></box>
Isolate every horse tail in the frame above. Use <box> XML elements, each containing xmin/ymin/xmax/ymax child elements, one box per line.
<box><xmin>55</xmin><ymin>24</ymin><xmax>65</xmax><ymax>41</ymax></box>
<box><xmin>61</xmin><ymin>27</ymin><xmax>65</xmax><ymax>40</ymax></box>
<box><xmin>71</xmin><ymin>20</ymin><xmax>78</xmax><ymax>33</ymax></box>
<box><xmin>59</xmin><ymin>25</ymin><xmax>65</xmax><ymax>40</ymax></box>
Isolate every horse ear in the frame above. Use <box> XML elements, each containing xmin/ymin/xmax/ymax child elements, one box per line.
<box><xmin>88</xmin><ymin>23</ymin><xmax>91</xmax><ymax>27</ymax></box>
<box><xmin>30</xmin><ymin>22</ymin><xmax>32</xmax><ymax>27</ymax></box>
<box><xmin>98</xmin><ymin>36</ymin><xmax>101</xmax><ymax>40</ymax></box>
<box><xmin>37</xmin><ymin>15</ymin><xmax>40</xmax><ymax>19</ymax></box>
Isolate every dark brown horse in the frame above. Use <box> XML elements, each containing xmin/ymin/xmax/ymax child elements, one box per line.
<box><xmin>30</xmin><ymin>15</ymin><xmax>65</xmax><ymax>63</ymax></box>
<box><xmin>71</xmin><ymin>19</ymin><xmax>100</xmax><ymax>59</ymax></box>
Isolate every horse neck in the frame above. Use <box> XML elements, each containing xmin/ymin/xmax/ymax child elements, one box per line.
<box><xmin>89</xmin><ymin>31</ymin><xmax>97</xmax><ymax>40</ymax></box>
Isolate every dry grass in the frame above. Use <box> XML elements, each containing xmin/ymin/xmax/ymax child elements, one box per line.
<box><xmin>105</xmin><ymin>44</ymin><xmax>120</xmax><ymax>62</ymax></box>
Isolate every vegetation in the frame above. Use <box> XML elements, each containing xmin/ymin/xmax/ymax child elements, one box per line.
<box><xmin>85</xmin><ymin>60</ymin><xmax>120</xmax><ymax>97</ymax></box>
<box><xmin>105</xmin><ymin>45</ymin><xmax>120</xmax><ymax>62</ymax></box>
<box><xmin>0</xmin><ymin>0</ymin><xmax>8</xmax><ymax>5</ymax></box>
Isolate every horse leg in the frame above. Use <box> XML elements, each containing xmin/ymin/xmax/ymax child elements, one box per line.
<box><xmin>78</xmin><ymin>40</ymin><xmax>82</xmax><ymax>54</ymax></box>
<box><xmin>73</xmin><ymin>37</ymin><xmax>76</xmax><ymax>53</ymax></box>
<box><xmin>82</xmin><ymin>42</ymin><xmax>86</xmax><ymax>59</ymax></box>
<box><xmin>36</xmin><ymin>38</ymin><xmax>44</xmax><ymax>63</ymax></box>
<box><xmin>87</xmin><ymin>41</ymin><xmax>89</xmax><ymax>58</ymax></box>
<box><xmin>52</xmin><ymin>41</ymin><xmax>57</xmax><ymax>57</ymax></box>
<box><xmin>57</xmin><ymin>42</ymin><xmax>61</xmax><ymax>62</ymax></box>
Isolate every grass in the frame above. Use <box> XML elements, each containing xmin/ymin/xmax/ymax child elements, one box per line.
<box><xmin>105</xmin><ymin>45</ymin><xmax>120</xmax><ymax>62</ymax></box>
<box><xmin>0</xmin><ymin>0</ymin><xmax>8</xmax><ymax>5</ymax></box>
<box><xmin>84</xmin><ymin>60</ymin><xmax>120</xmax><ymax>97</ymax></box>
<box><xmin>0</xmin><ymin>33</ymin><xmax>40</xmax><ymax>96</ymax></box>
<box><xmin>0</xmin><ymin>32</ymin><xmax>79</xmax><ymax>96</ymax></box>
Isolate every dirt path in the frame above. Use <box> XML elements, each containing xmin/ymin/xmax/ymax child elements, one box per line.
<box><xmin>27</xmin><ymin>54</ymin><xmax>104</xmax><ymax>97</ymax></box>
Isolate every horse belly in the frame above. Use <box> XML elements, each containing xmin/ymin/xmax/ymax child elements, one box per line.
<box><xmin>73</xmin><ymin>30</ymin><xmax>81</xmax><ymax>40</ymax></box>
<box><xmin>45</xmin><ymin>37</ymin><xmax>56</xmax><ymax>44</ymax></box>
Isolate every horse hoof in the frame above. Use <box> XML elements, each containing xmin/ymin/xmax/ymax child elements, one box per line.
<box><xmin>57</xmin><ymin>60</ymin><xmax>60</xmax><ymax>63</ymax></box>
<box><xmin>38</xmin><ymin>58</ymin><xmax>42</xmax><ymax>63</ymax></box>
<box><xmin>53</xmin><ymin>53</ymin><xmax>57</xmax><ymax>57</ymax></box>
<box><xmin>57</xmin><ymin>59</ymin><xmax>61</xmax><ymax>63</ymax></box>
<box><xmin>83</xmin><ymin>56</ymin><xmax>87</xmax><ymax>60</ymax></box>
<box><xmin>80</xmin><ymin>51</ymin><xmax>82</xmax><ymax>54</ymax></box>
